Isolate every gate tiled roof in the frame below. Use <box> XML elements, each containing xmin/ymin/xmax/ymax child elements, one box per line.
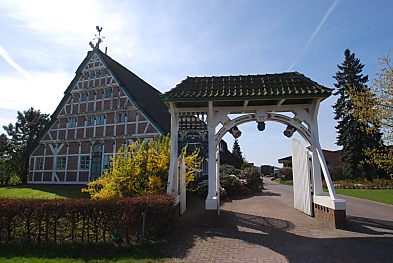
<box><xmin>162</xmin><ymin>72</ymin><xmax>331</xmax><ymax>101</ymax></box>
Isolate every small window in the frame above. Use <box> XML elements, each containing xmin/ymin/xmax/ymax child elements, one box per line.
<box><xmin>87</xmin><ymin>116</ymin><xmax>95</xmax><ymax>126</ymax></box>
<box><xmin>89</xmin><ymin>71</ymin><xmax>95</xmax><ymax>79</ymax></box>
<box><xmin>56</xmin><ymin>156</ymin><xmax>66</xmax><ymax>170</ymax></box>
<box><xmin>35</xmin><ymin>157</ymin><xmax>44</xmax><ymax>170</ymax></box>
<box><xmin>96</xmin><ymin>70</ymin><xmax>101</xmax><ymax>78</ymax></box>
<box><xmin>80</xmin><ymin>156</ymin><xmax>90</xmax><ymax>170</ymax></box>
<box><xmin>96</xmin><ymin>115</ymin><xmax>105</xmax><ymax>125</ymax></box>
<box><xmin>118</xmin><ymin>112</ymin><xmax>126</xmax><ymax>123</ymax></box>
<box><xmin>104</xmin><ymin>88</ymin><xmax>112</xmax><ymax>99</ymax></box>
<box><xmin>68</xmin><ymin>117</ymin><xmax>77</xmax><ymax>128</ymax></box>
<box><xmin>103</xmin><ymin>155</ymin><xmax>112</xmax><ymax>170</ymax></box>
<box><xmin>80</xmin><ymin>92</ymin><xmax>88</xmax><ymax>102</ymax></box>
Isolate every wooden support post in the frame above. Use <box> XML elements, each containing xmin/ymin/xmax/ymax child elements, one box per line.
<box><xmin>179</xmin><ymin>156</ymin><xmax>186</xmax><ymax>215</ymax></box>
<box><xmin>167</xmin><ymin>103</ymin><xmax>179</xmax><ymax>195</ymax></box>
<box><xmin>206</xmin><ymin>101</ymin><xmax>218</xmax><ymax>210</ymax></box>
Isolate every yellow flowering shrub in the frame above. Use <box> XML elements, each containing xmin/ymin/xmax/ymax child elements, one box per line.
<box><xmin>83</xmin><ymin>135</ymin><xmax>202</xmax><ymax>199</ymax></box>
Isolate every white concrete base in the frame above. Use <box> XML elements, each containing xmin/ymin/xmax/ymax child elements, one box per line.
<box><xmin>313</xmin><ymin>195</ymin><xmax>346</xmax><ymax>210</ymax></box>
<box><xmin>205</xmin><ymin>196</ymin><xmax>218</xmax><ymax>210</ymax></box>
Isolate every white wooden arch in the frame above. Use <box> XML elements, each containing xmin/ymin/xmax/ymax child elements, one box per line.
<box><xmin>214</xmin><ymin>112</ymin><xmax>312</xmax><ymax>147</ymax></box>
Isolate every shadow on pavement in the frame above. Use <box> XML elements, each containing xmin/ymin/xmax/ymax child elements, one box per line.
<box><xmin>166</xmin><ymin>193</ymin><xmax>393</xmax><ymax>262</ymax></box>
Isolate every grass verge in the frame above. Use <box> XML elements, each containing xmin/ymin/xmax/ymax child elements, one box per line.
<box><xmin>0</xmin><ymin>242</ymin><xmax>169</xmax><ymax>263</ymax></box>
<box><xmin>275</xmin><ymin>179</ymin><xmax>393</xmax><ymax>205</ymax></box>
<box><xmin>334</xmin><ymin>188</ymin><xmax>393</xmax><ymax>205</ymax></box>
<box><xmin>0</xmin><ymin>185</ymin><xmax>89</xmax><ymax>199</ymax></box>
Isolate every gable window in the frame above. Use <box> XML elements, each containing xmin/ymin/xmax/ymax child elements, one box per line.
<box><xmin>80</xmin><ymin>92</ymin><xmax>88</xmax><ymax>102</ymax></box>
<box><xmin>96</xmin><ymin>70</ymin><xmax>101</xmax><ymax>78</ymax></box>
<box><xmin>80</xmin><ymin>156</ymin><xmax>90</xmax><ymax>170</ymax></box>
<box><xmin>96</xmin><ymin>115</ymin><xmax>105</xmax><ymax>125</ymax></box>
<box><xmin>87</xmin><ymin>116</ymin><xmax>95</xmax><ymax>126</ymax></box>
<box><xmin>56</xmin><ymin>156</ymin><xmax>66</xmax><ymax>170</ymax></box>
<box><xmin>35</xmin><ymin>157</ymin><xmax>44</xmax><ymax>170</ymax></box>
<box><xmin>89</xmin><ymin>71</ymin><xmax>95</xmax><ymax>79</ymax></box>
<box><xmin>68</xmin><ymin>117</ymin><xmax>77</xmax><ymax>128</ymax></box>
<box><xmin>104</xmin><ymin>88</ymin><xmax>112</xmax><ymax>98</ymax></box>
<box><xmin>118</xmin><ymin>112</ymin><xmax>126</xmax><ymax>123</ymax></box>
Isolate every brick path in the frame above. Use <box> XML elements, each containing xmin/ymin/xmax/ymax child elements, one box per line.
<box><xmin>166</xmin><ymin>178</ymin><xmax>393</xmax><ymax>263</ymax></box>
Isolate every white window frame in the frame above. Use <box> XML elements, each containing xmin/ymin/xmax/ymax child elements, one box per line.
<box><xmin>118</xmin><ymin>112</ymin><xmax>126</xmax><ymax>123</ymax></box>
<box><xmin>56</xmin><ymin>156</ymin><xmax>66</xmax><ymax>170</ymax></box>
<box><xmin>86</xmin><ymin>116</ymin><xmax>95</xmax><ymax>126</ymax></box>
<box><xmin>104</xmin><ymin>88</ymin><xmax>112</xmax><ymax>99</ymax></box>
<box><xmin>103</xmin><ymin>154</ymin><xmax>112</xmax><ymax>171</ymax></box>
<box><xmin>80</xmin><ymin>92</ymin><xmax>88</xmax><ymax>102</ymax></box>
<box><xmin>35</xmin><ymin>157</ymin><xmax>44</xmax><ymax>170</ymax></box>
<box><xmin>96</xmin><ymin>115</ymin><xmax>105</xmax><ymax>125</ymax></box>
<box><xmin>68</xmin><ymin>117</ymin><xmax>77</xmax><ymax>128</ymax></box>
<box><xmin>80</xmin><ymin>155</ymin><xmax>90</xmax><ymax>170</ymax></box>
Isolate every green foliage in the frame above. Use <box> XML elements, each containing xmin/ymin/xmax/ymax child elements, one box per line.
<box><xmin>1</xmin><ymin>108</ymin><xmax>49</xmax><ymax>185</ymax></box>
<box><xmin>333</xmin><ymin>49</ymin><xmax>383</xmax><ymax>179</ymax></box>
<box><xmin>231</xmin><ymin>139</ymin><xmax>244</xmax><ymax>169</ymax></box>
<box><xmin>83</xmin><ymin>135</ymin><xmax>202</xmax><ymax>199</ymax></box>
<box><xmin>328</xmin><ymin>166</ymin><xmax>346</xmax><ymax>181</ymax></box>
<box><xmin>277</xmin><ymin>167</ymin><xmax>293</xmax><ymax>180</ymax></box>
<box><xmin>349</xmin><ymin>53</ymin><xmax>393</xmax><ymax>175</ymax></box>
<box><xmin>220</xmin><ymin>164</ymin><xmax>240</xmax><ymax>175</ymax></box>
<box><xmin>239</xmin><ymin>166</ymin><xmax>263</xmax><ymax>192</ymax></box>
<box><xmin>0</xmin><ymin>195</ymin><xmax>175</xmax><ymax>244</ymax></box>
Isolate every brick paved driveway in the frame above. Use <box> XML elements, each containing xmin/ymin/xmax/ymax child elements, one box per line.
<box><xmin>166</xmin><ymin>178</ymin><xmax>393</xmax><ymax>263</ymax></box>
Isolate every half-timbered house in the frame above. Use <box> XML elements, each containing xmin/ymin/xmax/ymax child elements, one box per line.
<box><xmin>28</xmin><ymin>48</ymin><xmax>170</xmax><ymax>184</ymax></box>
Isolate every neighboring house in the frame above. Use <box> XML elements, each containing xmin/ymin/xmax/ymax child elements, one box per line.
<box><xmin>28</xmin><ymin>48</ymin><xmax>170</xmax><ymax>184</ymax></box>
<box><xmin>278</xmin><ymin>150</ymin><xmax>342</xmax><ymax>168</ymax></box>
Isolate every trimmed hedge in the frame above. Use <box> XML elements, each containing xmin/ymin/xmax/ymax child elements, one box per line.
<box><xmin>0</xmin><ymin>195</ymin><xmax>175</xmax><ymax>244</ymax></box>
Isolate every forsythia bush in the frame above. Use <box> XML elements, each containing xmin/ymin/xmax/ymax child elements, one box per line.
<box><xmin>83</xmin><ymin>135</ymin><xmax>202</xmax><ymax>199</ymax></box>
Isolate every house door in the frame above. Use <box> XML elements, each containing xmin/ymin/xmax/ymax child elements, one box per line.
<box><xmin>90</xmin><ymin>143</ymin><xmax>103</xmax><ymax>181</ymax></box>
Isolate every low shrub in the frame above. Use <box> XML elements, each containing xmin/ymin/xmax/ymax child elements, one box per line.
<box><xmin>277</xmin><ymin>167</ymin><xmax>293</xmax><ymax>180</ymax></box>
<box><xmin>196</xmin><ymin>165</ymin><xmax>263</xmax><ymax>197</ymax></box>
<box><xmin>220</xmin><ymin>173</ymin><xmax>246</xmax><ymax>196</ymax></box>
<box><xmin>239</xmin><ymin>166</ymin><xmax>264</xmax><ymax>193</ymax></box>
<box><xmin>333</xmin><ymin>178</ymin><xmax>393</xmax><ymax>189</ymax></box>
<box><xmin>0</xmin><ymin>195</ymin><xmax>175</xmax><ymax>244</ymax></box>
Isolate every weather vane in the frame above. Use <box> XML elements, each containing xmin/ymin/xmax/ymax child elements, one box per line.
<box><xmin>89</xmin><ymin>26</ymin><xmax>105</xmax><ymax>49</ymax></box>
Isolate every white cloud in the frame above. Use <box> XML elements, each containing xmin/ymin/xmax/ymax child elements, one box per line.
<box><xmin>0</xmin><ymin>71</ymin><xmax>72</xmax><ymax>114</ymax></box>
<box><xmin>288</xmin><ymin>0</ymin><xmax>340</xmax><ymax>71</ymax></box>
<box><xmin>0</xmin><ymin>0</ymin><xmax>132</xmax><ymax>51</ymax></box>
<box><xmin>0</xmin><ymin>45</ymin><xmax>31</xmax><ymax>78</ymax></box>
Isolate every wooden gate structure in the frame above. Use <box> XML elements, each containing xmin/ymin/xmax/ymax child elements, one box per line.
<box><xmin>162</xmin><ymin>72</ymin><xmax>346</xmax><ymax>228</ymax></box>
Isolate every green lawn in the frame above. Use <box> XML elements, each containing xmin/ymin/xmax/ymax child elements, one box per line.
<box><xmin>0</xmin><ymin>185</ymin><xmax>89</xmax><ymax>199</ymax></box>
<box><xmin>0</xmin><ymin>242</ymin><xmax>169</xmax><ymax>263</ymax></box>
<box><xmin>275</xmin><ymin>179</ymin><xmax>393</xmax><ymax>205</ymax></box>
<box><xmin>335</xmin><ymin>188</ymin><xmax>393</xmax><ymax>205</ymax></box>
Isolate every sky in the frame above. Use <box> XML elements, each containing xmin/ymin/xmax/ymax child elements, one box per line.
<box><xmin>0</xmin><ymin>0</ymin><xmax>392</xmax><ymax>167</ymax></box>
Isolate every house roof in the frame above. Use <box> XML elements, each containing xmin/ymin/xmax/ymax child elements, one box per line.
<box><xmin>30</xmin><ymin>48</ymin><xmax>170</xmax><ymax>154</ymax></box>
<box><xmin>96</xmin><ymin>49</ymin><xmax>170</xmax><ymax>133</ymax></box>
<box><xmin>162</xmin><ymin>72</ymin><xmax>332</xmax><ymax>102</ymax></box>
<box><xmin>278</xmin><ymin>150</ymin><xmax>342</xmax><ymax>166</ymax></box>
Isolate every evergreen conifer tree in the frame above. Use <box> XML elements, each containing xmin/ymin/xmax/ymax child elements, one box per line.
<box><xmin>333</xmin><ymin>49</ymin><xmax>383</xmax><ymax>179</ymax></box>
<box><xmin>232</xmin><ymin>139</ymin><xmax>244</xmax><ymax>169</ymax></box>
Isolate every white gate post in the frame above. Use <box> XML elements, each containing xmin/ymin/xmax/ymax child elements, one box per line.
<box><xmin>206</xmin><ymin>101</ymin><xmax>218</xmax><ymax>210</ymax></box>
<box><xmin>179</xmin><ymin>156</ymin><xmax>186</xmax><ymax>214</ymax></box>
<box><xmin>309</xmin><ymin>100</ymin><xmax>324</xmax><ymax>196</ymax></box>
<box><xmin>216</xmin><ymin>148</ymin><xmax>220</xmax><ymax>215</ymax></box>
<box><xmin>167</xmin><ymin>102</ymin><xmax>179</xmax><ymax>195</ymax></box>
